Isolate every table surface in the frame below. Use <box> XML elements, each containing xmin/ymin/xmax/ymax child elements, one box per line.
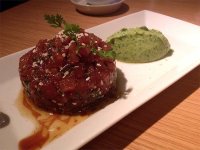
<box><xmin>0</xmin><ymin>0</ymin><xmax>200</xmax><ymax>149</ymax></box>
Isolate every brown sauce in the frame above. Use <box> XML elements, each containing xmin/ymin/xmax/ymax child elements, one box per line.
<box><xmin>17</xmin><ymin>90</ymin><xmax>89</xmax><ymax>150</ymax></box>
<box><xmin>0</xmin><ymin>112</ymin><xmax>10</xmax><ymax>128</ymax></box>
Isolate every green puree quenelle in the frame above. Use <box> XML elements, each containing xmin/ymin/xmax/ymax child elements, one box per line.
<box><xmin>107</xmin><ymin>27</ymin><xmax>171</xmax><ymax>63</ymax></box>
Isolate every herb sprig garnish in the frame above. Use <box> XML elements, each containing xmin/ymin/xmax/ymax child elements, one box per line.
<box><xmin>98</xmin><ymin>49</ymin><xmax>116</xmax><ymax>59</ymax></box>
<box><xmin>44</xmin><ymin>14</ymin><xmax>80</xmax><ymax>38</ymax></box>
<box><xmin>44</xmin><ymin>14</ymin><xmax>115</xmax><ymax>59</ymax></box>
<box><xmin>92</xmin><ymin>48</ymin><xmax>116</xmax><ymax>59</ymax></box>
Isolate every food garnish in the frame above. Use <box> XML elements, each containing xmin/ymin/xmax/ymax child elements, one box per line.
<box><xmin>45</xmin><ymin>14</ymin><xmax>116</xmax><ymax>59</ymax></box>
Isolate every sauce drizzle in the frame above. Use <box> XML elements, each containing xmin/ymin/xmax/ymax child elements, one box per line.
<box><xmin>17</xmin><ymin>90</ymin><xmax>89</xmax><ymax>150</ymax></box>
<box><xmin>0</xmin><ymin>112</ymin><xmax>10</xmax><ymax>128</ymax></box>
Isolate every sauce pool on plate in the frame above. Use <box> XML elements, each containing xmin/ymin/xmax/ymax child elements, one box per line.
<box><xmin>16</xmin><ymin>90</ymin><xmax>89</xmax><ymax>150</ymax></box>
<box><xmin>0</xmin><ymin>112</ymin><xmax>10</xmax><ymax>128</ymax></box>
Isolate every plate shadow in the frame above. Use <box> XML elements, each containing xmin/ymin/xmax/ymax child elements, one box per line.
<box><xmin>80</xmin><ymin>66</ymin><xmax>200</xmax><ymax>149</ymax></box>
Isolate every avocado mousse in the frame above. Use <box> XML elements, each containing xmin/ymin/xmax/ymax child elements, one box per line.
<box><xmin>107</xmin><ymin>27</ymin><xmax>172</xmax><ymax>63</ymax></box>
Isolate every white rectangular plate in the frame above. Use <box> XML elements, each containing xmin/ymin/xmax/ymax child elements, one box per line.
<box><xmin>0</xmin><ymin>10</ymin><xmax>200</xmax><ymax>150</ymax></box>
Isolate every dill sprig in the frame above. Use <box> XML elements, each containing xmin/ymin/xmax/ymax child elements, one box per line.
<box><xmin>44</xmin><ymin>14</ymin><xmax>115</xmax><ymax>59</ymax></box>
<box><xmin>44</xmin><ymin>14</ymin><xmax>80</xmax><ymax>34</ymax></box>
